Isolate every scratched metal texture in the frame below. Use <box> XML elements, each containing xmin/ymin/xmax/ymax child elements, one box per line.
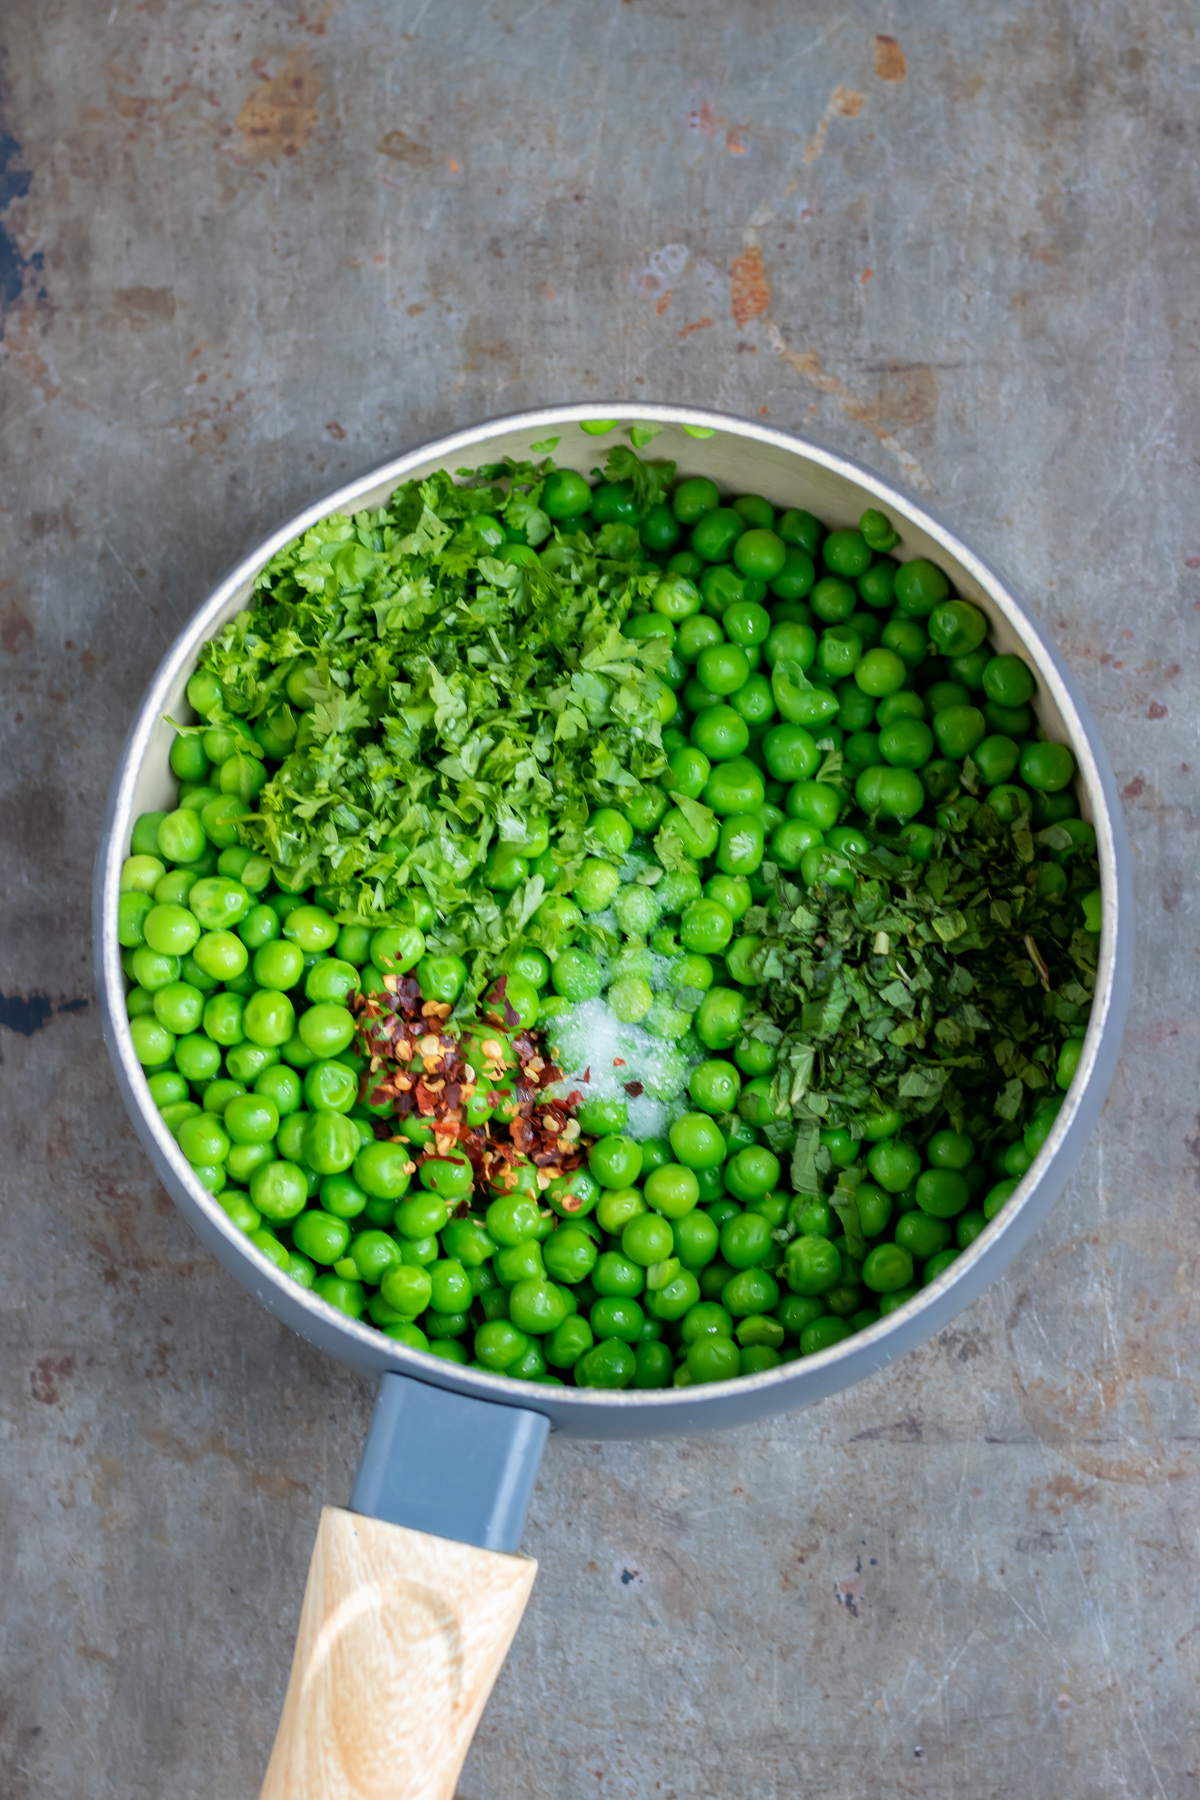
<box><xmin>1</xmin><ymin>1</ymin><xmax>1197</xmax><ymax>1796</ymax></box>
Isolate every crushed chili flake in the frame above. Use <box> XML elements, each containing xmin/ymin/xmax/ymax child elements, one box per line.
<box><xmin>351</xmin><ymin>970</ymin><xmax>593</xmax><ymax>1206</ymax></box>
<box><xmin>624</xmin><ymin>1080</ymin><xmax>645</xmax><ymax>1098</ymax></box>
<box><xmin>613</xmin><ymin>1058</ymin><xmax>626</xmax><ymax>1067</ymax></box>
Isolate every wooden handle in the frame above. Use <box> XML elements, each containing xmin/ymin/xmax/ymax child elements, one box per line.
<box><xmin>259</xmin><ymin>1505</ymin><xmax>537</xmax><ymax>1800</ymax></box>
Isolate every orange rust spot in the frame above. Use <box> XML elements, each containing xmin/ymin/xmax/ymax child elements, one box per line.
<box><xmin>730</xmin><ymin>245</ymin><xmax>770</xmax><ymax>329</ymax></box>
<box><xmin>678</xmin><ymin>318</ymin><xmax>713</xmax><ymax>338</ymax></box>
<box><xmin>235</xmin><ymin>49</ymin><xmax>322</xmax><ymax>161</ymax></box>
<box><xmin>874</xmin><ymin>34</ymin><xmax>907</xmax><ymax>82</ymax></box>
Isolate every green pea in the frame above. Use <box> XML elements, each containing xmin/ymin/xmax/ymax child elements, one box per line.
<box><xmin>695</xmin><ymin>986</ymin><xmax>746</xmax><ymax>1051</ymax></box>
<box><xmin>1056</xmin><ymin>1036</ymin><xmax>1085</xmax><ymax>1090</ymax></box>
<box><xmin>118</xmin><ymin>890</ymin><xmax>157</xmax><ymax>950</ymax></box>
<box><xmin>676</xmin><ymin>613</ymin><xmax>724</xmax><ymax>666</ymax></box>
<box><xmin>923</xmin><ymin>1248</ymin><xmax>960</xmax><ymax>1284</ymax></box>
<box><xmin>543</xmin><ymin>1226</ymin><xmax>599</xmax><ymax>1286</ymax></box>
<box><xmin>299</xmin><ymin>1110</ymin><xmax>359</xmax><ymax>1175</ymax></box>
<box><xmin>763</xmin><ymin>619</ymin><xmax>818</xmax><ymax>673</ymax></box>
<box><xmin>784</xmin><ymin>780</ymin><xmax>840</xmax><ymax>831</ymax></box>
<box><xmin>954</xmin><ymin>1211</ymin><xmax>986</xmax><ymax>1252</ymax></box>
<box><xmin>539</xmin><ymin>468</ymin><xmax>590</xmax><ymax>519</ymax></box>
<box><xmin>122</xmin><ymin>854</ymin><xmax>168</xmax><ymax>897</ymax></box>
<box><xmin>154</xmin><ymin>808</ymin><xmax>206</xmax><ymax>865</ymax></box>
<box><xmin>805</xmin><ymin>583</ymin><xmax>852</xmax><ymax>633</ymax></box>
<box><xmin>880</xmin><ymin>617</ymin><xmax>927</xmax><ymax>669</ymax></box>
<box><xmin>670</xmin><ymin>1208</ymin><xmax>718</xmax><ymax>1271</ymax></box>
<box><xmin>141</xmin><ymin>903</ymin><xmax>200</xmax><ymax>959</ymax></box>
<box><xmin>721</xmin><ymin>1266</ymin><xmax>779</xmax><ymax>1317</ymax></box>
<box><xmin>224</xmin><ymin>1042</ymin><xmax>280</xmax><ymax>1083</ymax></box>
<box><xmin>894</xmin><ymin>1211</ymin><xmax>953</xmax><ymax>1261</ymax></box>
<box><xmin>678</xmin><ymin>898</ymin><xmax>732</xmax><ymax>956</ymax></box>
<box><xmin>836</xmin><ymin>681</ymin><xmax>878</xmax><ymax>733</ymax></box>
<box><xmin>1020</xmin><ymin>741</ymin><xmax>1076</xmax><ymax>792</ymax></box>
<box><xmin>875</xmin><ymin>718</ymin><xmax>932</xmax><ymax>770</ymax></box>
<box><xmin>981</xmin><ymin>653</ymin><xmax>1035</xmax><ymax>707</ymax></box>
<box><xmin>816</xmin><ymin>627</ymin><xmax>862</xmax><ymax>682</ymax></box>
<box><xmin>690</xmin><ymin>704</ymin><xmax>750</xmax><ymax>763</ymax></box>
<box><xmin>927</xmin><ymin>1129</ymin><xmax>974</xmax><ymax>1171</ymax></box>
<box><xmin>761</xmin><ymin>722</ymin><xmax>819</xmax><ymax>783</ymax></box>
<box><xmin>147</xmin><ymin>979</ymin><xmax>201</xmax><ymax>1036</ymax></box>
<box><xmin>669</xmin><ymin>476</ymin><xmax>717</xmax><ymax>524</ymax></box>
<box><xmin>798</xmin><ymin>1316</ymin><xmax>851</xmax><ymax>1355</ymax></box>
<box><xmin>547</xmin><ymin>947</ymin><xmax>601</xmax><ymax>1003</ymax></box>
<box><xmin>668</xmin><ymin>1112</ymin><xmax>725</xmax><ymax>1172</ymax></box>
<box><xmin>689</xmin><ymin>506</ymin><xmax>742</xmax><ymax>562</ymax></box>
<box><xmin>914</xmin><ymin>1169</ymin><xmax>969</xmax><ymax>1219</ymax></box>
<box><xmin>300</xmin><ymin>1059</ymin><xmax>355</xmax><ymax>1116</ymax></box>
<box><xmin>854</xmin><ymin>554</ymin><xmax>895</xmax><ymax>610</ymax></box>
<box><xmin>985</xmin><ymin>691</ymin><xmax>1033</xmax><ymax>735</ymax></box>
<box><xmin>723</xmin><ymin>600</ymin><xmax>771</xmax><ymax>649</ymax></box>
<box><xmin>130</xmin><ymin>811</ymin><xmax>169</xmax><ymax>858</ymax></box>
<box><xmin>728</xmin><ymin>527</ymin><xmax>782</xmax><ymax>580</ymax></box>
<box><xmin>641</xmin><ymin>1163</ymin><xmax>698</xmax><ymax>1220</ymax></box>
<box><xmin>506</xmin><ymin>1277</ymin><xmax>568</xmax><ymax>1336</ymax></box>
<box><xmin>866</xmin><ymin>1138</ymin><xmax>921</xmax><ymax>1193</ymax></box>
<box><xmin>637</xmin><ymin>500</ymin><xmax>680</xmax><ymax>553</ymax></box>
<box><xmin>588</xmin><ymin>1135</ymin><xmax>643</xmax><ymax>1190</ymax></box>
<box><xmin>643</xmin><ymin>1268</ymin><xmax>699</xmax><ymax>1321</ymax></box>
<box><xmin>859</xmin><ymin>508</ymin><xmax>899</xmax><ymax>553</ymax></box>
<box><xmin>928</xmin><ymin>600</ymin><xmax>987</xmax><ymax>656</ymax></box>
<box><xmin>717</xmin><ymin>1211</ymin><xmax>770</xmax><ymax>1271</ymax></box>
<box><xmin>237</xmin><ymin>904</ymin><xmax>280</xmax><ymax>951</ymax></box>
<box><xmin>727</xmin><ymin>1146</ymin><xmax>781</xmax><ymax>1203</ymax></box>
<box><xmin>737</xmin><ymin>1317</ymin><xmax>785</xmax><ymax>1354</ymax></box>
<box><xmin>688</xmin><ymin>1059</ymin><xmax>742</xmax><ymax>1116</ymax></box>
<box><xmin>784</xmin><ymin>1236</ymin><xmax>841</xmax><ymax>1296</ymax></box>
<box><xmin>892</xmin><ymin>559</ymin><xmax>949</xmax><ymax>616</ymax></box>
<box><xmin>572</xmin><ymin>1338</ymin><xmax>634</xmax><ymax>1388</ymax></box>
<box><xmin>347</xmin><ymin>1137</ymin><xmax>413</xmax><ymax>1209</ymax></box>
<box><xmin>763</xmin><ymin>545</ymin><xmax>814</xmax><ymax>605</ymax></box>
<box><xmin>681</xmin><ymin>1334</ymin><xmax>736</xmax><ymax>1383</ymax></box>
<box><xmin>193</xmin><ymin>796</ymin><xmax>248</xmax><ymax>852</ymax></box>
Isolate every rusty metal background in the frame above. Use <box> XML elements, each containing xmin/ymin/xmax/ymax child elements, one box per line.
<box><xmin>2</xmin><ymin>3</ymin><xmax>1197</xmax><ymax>1796</ymax></box>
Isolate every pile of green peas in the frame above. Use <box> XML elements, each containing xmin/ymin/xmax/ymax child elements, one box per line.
<box><xmin>116</xmin><ymin>465</ymin><xmax>1096</xmax><ymax>1388</ymax></box>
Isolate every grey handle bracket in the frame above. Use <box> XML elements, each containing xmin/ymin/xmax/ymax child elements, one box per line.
<box><xmin>350</xmin><ymin>1373</ymin><xmax>549</xmax><ymax>1553</ymax></box>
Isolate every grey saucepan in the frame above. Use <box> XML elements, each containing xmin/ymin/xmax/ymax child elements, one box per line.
<box><xmin>95</xmin><ymin>405</ymin><xmax>1133</xmax><ymax>1799</ymax></box>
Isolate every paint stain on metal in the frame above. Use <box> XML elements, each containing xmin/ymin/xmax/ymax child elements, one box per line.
<box><xmin>686</xmin><ymin>99</ymin><xmax>726</xmax><ymax>138</ymax></box>
<box><xmin>1</xmin><ymin>600</ymin><xmax>34</xmax><ymax>654</ymax></box>
<box><xmin>765</xmin><ymin>321</ymin><xmax>934</xmax><ymax>489</ymax></box>
<box><xmin>804</xmin><ymin>86</ymin><xmax>865</xmax><ymax>164</ymax></box>
<box><xmin>377</xmin><ymin>129</ymin><xmax>431</xmax><ymax>165</ymax></box>
<box><xmin>31</xmin><ymin>1354</ymin><xmax>75</xmax><ymax>1405</ymax></box>
<box><xmin>730</xmin><ymin>246</ymin><xmax>770</xmax><ymax>328</ymax></box>
<box><xmin>0</xmin><ymin>129</ymin><xmax>32</xmax><ymax>332</ymax></box>
<box><xmin>235</xmin><ymin>50</ymin><xmax>322</xmax><ymax>160</ymax></box>
<box><xmin>874</xmin><ymin>34</ymin><xmax>907</xmax><ymax>82</ymax></box>
<box><xmin>0</xmin><ymin>990</ymin><xmax>52</xmax><ymax>1036</ymax></box>
<box><xmin>94</xmin><ymin>286</ymin><xmax>176</xmax><ymax>332</ymax></box>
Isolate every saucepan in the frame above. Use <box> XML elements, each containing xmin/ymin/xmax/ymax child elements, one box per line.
<box><xmin>94</xmin><ymin>404</ymin><xmax>1133</xmax><ymax>1798</ymax></box>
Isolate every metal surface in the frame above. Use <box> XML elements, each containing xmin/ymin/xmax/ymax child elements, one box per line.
<box><xmin>94</xmin><ymin>402</ymin><xmax>1134</xmax><ymax>1437</ymax></box>
<box><xmin>3</xmin><ymin>3</ymin><xmax>1197</xmax><ymax>1793</ymax></box>
<box><xmin>351</xmin><ymin>1375</ymin><xmax>548</xmax><ymax>1553</ymax></box>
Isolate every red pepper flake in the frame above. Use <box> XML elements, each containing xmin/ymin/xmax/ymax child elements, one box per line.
<box><xmin>582</xmin><ymin>1066</ymin><xmax>591</xmax><ymax>1083</ymax></box>
<box><xmin>613</xmin><ymin>1058</ymin><xmax>626</xmax><ymax>1067</ymax></box>
<box><xmin>350</xmin><ymin>969</ymin><xmax>592</xmax><ymax>1212</ymax></box>
<box><xmin>624</xmin><ymin>1081</ymin><xmax>645</xmax><ymax>1098</ymax></box>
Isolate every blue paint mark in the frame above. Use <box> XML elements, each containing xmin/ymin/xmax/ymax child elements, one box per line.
<box><xmin>0</xmin><ymin>990</ymin><xmax>52</xmax><ymax>1036</ymax></box>
<box><xmin>0</xmin><ymin>130</ymin><xmax>33</xmax><ymax>331</ymax></box>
